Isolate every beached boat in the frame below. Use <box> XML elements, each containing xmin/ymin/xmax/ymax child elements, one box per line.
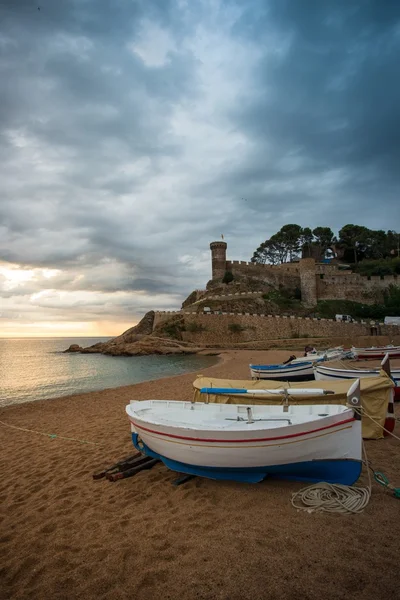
<box><xmin>249</xmin><ymin>347</ymin><xmax>353</xmax><ymax>381</ymax></box>
<box><xmin>290</xmin><ymin>347</ymin><xmax>349</xmax><ymax>364</ymax></box>
<box><xmin>314</xmin><ymin>354</ymin><xmax>400</xmax><ymax>403</ymax></box>
<box><xmin>192</xmin><ymin>374</ymin><xmax>394</xmax><ymax>440</ymax></box>
<box><xmin>351</xmin><ymin>345</ymin><xmax>400</xmax><ymax>359</ymax></box>
<box><xmin>126</xmin><ymin>381</ymin><xmax>362</xmax><ymax>484</ymax></box>
<box><xmin>249</xmin><ymin>361</ymin><xmax>314</xmax><ymax>381</ymax></box>
<box><xmin>315</xmin><ymin>362</ymin><xmax>400</xmax><ymax>385</ymax></box>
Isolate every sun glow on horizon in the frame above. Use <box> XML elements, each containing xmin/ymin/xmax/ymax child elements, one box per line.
<box><xmin>0</xmin><ymin>319</ymin><xmax>137</xmax><ymax>338</ymax></box>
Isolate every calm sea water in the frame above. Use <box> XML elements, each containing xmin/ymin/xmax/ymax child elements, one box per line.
<box><xmin>0</xmin><ymin>337</ymin><xmax>218</xmax><ymax>407</ymax></box>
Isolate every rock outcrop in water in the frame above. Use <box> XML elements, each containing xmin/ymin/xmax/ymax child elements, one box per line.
<box><xmin>64</xmin><ymin>311</ymin><xmax>211</xmax><ymax>356</ymax></box>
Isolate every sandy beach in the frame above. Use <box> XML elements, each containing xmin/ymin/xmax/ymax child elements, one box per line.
<box><xmin>1</xmin><ymin>349</ymin><xmax>400</xmax><ymax>600</ymax></box>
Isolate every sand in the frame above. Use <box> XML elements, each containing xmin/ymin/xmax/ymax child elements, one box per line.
<box><xmin>1</xmin><ymin>349</ymin><xmax>400</xmax><ymax>600</ymax></box>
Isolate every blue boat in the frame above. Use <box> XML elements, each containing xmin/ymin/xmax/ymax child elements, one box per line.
<box><xmin>249</xmin><ymin>360</ymin><xmax>314</xmax><ymax>381</ymax></box>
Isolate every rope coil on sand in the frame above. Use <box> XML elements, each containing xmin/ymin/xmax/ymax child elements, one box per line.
<box><xmin>291</xmin><ymin>481</ymin><xmax>371</xmax><ymax>514</ymax></box>
<box><xmin>292</xmin><ymin>405</ymin><xmax>400</xmax><ymax>514</ymax></box>
<box><xmin>291</xmin><ymin>441</ymin><xmax>372</xmax><ymax>514</ymax></box>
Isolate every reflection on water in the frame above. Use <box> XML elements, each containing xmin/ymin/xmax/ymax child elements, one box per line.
<box><xmin>0</xmin><ymin>337</ymin><xmax>218</xmax><ymax>406</ymax></box>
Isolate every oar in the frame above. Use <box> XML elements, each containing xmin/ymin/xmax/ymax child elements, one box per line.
<box><xmin>199</xmin><ymin>387</ymin><xmax>335</xmax><ymax>396</ymax></box>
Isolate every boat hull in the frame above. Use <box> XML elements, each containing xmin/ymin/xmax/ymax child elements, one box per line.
<box><xmin>132</xmin><ymin>434</ymin><xmax>362</xmax><ymax>484</ymax></box>
<box><xmin>315</xmin><ymin>365</ymin><xmax>400</xmax><ymax>402</ymax></box>
<box><xmin>250</xmin><ymin>362</ymin><xmax>314</xmax><ymax>381</ymax></box>
<box><xmin>127</xmin><ymin>401</ymin><xmax>362</xmax><ymax>485</ymax></box>
<box><xmin>351</xmin><ymin>346</ymin><xmax>400</xmax><ymax>360</ymax></box>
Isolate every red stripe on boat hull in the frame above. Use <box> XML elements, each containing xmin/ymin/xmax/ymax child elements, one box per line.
<box><xmin>129</xmin><ymin>417</ymin><xmax>356</xmax><ymax>444</ymax></box>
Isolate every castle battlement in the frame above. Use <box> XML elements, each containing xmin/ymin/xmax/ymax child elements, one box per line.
<box><xmin>210</xmin><ymin>240</ymin><xmax>397</xmax><ymax>306</ymax></box>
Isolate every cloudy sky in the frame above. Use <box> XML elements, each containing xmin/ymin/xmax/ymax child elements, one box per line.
<box><xmin>1</xmin><ymin>0</ymin><xmax>399</xmax><ymax>337</ymax></box>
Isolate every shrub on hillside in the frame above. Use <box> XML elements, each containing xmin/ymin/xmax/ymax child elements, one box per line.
<box><xmin>222</xmin><ymin>270</ymin><xmax>234</xmax><ymax>284</ymax></box>
<box><xmin>352</xmin><ymin>257</ymin><xmax>400</xmax><ymax>277</ymax></box>
<box><xmin>314</xmin><ymin>292</ymin><xmax>400</xmax><ymax>320</ymax></box>
<box><xmin>263</xmin><ymin>289</ymin><xmax>301</xmax><ymax>309</ymax></box>
<box><xmin>186</xmin><ymin>322</ymin><xmax>206</xmax><ymax>333</ymax></box>
<box><xmin>161</xmin><ymin>320</ymin><xmax>185</xmax><ymax>339</ymax></box>
<box><xmin>228</xmin><ymin>323</ymin><xmax>245</xmax><ymax>333</ymax></box>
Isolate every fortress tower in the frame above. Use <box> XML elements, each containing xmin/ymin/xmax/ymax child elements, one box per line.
<box><xmin>210</xmin><ymin>241</ymin><xmax>227</xmax><ymax>280</ymax></box>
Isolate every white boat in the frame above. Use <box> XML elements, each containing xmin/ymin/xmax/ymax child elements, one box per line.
<box><xmin>126</xmin><ymin>381</ymin><xmax>362</xmax><ymax>484</ymax></box>
<box><xmin>249</xmin><ymin>361</ymin><xmax>314</xmax><ymax>381</ymax></box>
<box><xmin>315</xmin><ymin>363</ymin><xmax>400</xmax><ymax>385</ymax></box>
<box><xmin>290</xmin><ymin>347</ymin><xmax>349</xmax><ymax>364</ymax></box>
<box><xmin>351</xmin><ymin>345</ymin><xmax>400</xmax><ymax>359</ymax></box>
<box><xmin>314</xmin><ymin>353</ymin><xmax>400</xmax><ymax>404</ymax></box>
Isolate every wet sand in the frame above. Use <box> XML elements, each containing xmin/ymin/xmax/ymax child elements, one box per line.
<box><xmin>1</xmin><ymin>349</ymin><xmax>399</xmax><ymax>600</ymax></box>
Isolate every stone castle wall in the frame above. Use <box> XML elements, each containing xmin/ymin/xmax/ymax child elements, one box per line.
<box><xmin>153</xmin><ymin>310</ymin><xmax>399</xmax><ymax>345</ymax></box>
<box><xmin>223</xmin><ymin>256</ymin><xmax>397</xmax><ymax>305</ymax></box>
<box><xmin>226</xmin><ymin>260</ymin><xmax>300</xmax><ymax>291</ymax></box>
<box><xmin>299</xmin><ymin>258</ymin><xmax>317</xmax><ymax>306</ymax></box>
<box><xmin>317</xmin><ymin>273</ymin><xmax>398</xmax><ymax>304</ymax></box>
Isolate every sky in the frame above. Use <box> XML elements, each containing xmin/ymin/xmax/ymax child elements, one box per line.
<box><xmin>1</xmin><ymin>0</ymin><xmax>400</xmax><ymax>337</ymax></box>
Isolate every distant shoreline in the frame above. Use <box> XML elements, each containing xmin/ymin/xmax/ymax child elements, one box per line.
<box><xmin>0</xmin><ymin>355</ymin><xmax>222</xmax><ymax>409</ymax></box>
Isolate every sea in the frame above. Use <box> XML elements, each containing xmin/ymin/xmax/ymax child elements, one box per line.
<box><xmin>0</xmin><ymin>337</ymin><xmax>218</xmax><ymax>407</ymax></box>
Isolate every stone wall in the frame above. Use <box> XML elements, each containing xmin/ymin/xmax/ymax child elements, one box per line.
<box><xmin>153</xmin><ymin>310</ymin><xmax>397</xmax><ymax>344</ymax></box>
<box><xmin>226</xmin><ymin>260</ymin><xmax>300</xmax><ymax>291</ymax></box>
<box><xmin>317</xmin><ymin>273</ymin><xmax>398</xmax><ymax>304</ymax></box>
<box><xmin>180</xmin><ymin>312</ymin><xmax>370</xmax><ymax>345</ymax></box>
<box><xmin>299</xmin><ymin>258</ymin><xmax>317</xmax><ymax>306</ymax></box>
<box><xmin>210</xmin><ymin>242</ymin><xmax>398</xmax><ymax>304</ymax></box>
<box><xmin>225</xmin><ymin>258</ymin><xmax>398</xmax><ymax>305</ymax></box>
<box><xmin>153</xmin><ymin>311</ymin><xmax>182</xmax><ymax>330</ymax></box>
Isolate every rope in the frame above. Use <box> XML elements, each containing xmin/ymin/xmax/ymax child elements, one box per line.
<box><xmin>353</xmin><ymin>406</ymin><xmax>400</xmax><ymax>442</ymax></box>
<box><xmin>291</xmin><ymin>441</ymin><xmax>372</xmax><ymax>514</ymax></box>
<box><xmin>373</xmin><ymin>471</ymin><xmax>400</xmax><ymax>499</ymax></box>
<box><xmin>291</xmin><ymin>409</ymin><xmax>400</xmax><ymax>515</ymax></box>
<box><xmin>0</xmin><ymin>419</ymin><xmax>101</xmax><ymax>446</ymax></box>
<box><xmin>291</xmin><ymin>481</ymin><xmax>371</xmax><ymax>514</ymax></box>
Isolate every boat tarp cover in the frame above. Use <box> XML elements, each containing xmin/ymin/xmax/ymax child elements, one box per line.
<box><xmin>320</xmin><ymin>359</ymin><xmax>381</xmax><ymax>371</ymax></box>
<box><xmin>192</xmin><ymin>372</ymin><xmax>394</xmax><ymax>439</ymax></box>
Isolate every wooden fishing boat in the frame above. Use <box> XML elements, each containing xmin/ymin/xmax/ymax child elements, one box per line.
<box><xmin>351</xmin><ymin>345</ymin><xmax>400</xmax><ymax>360</ymax></box>
<box><xmin>290</xmin><ymin>348</ymin><xmax>348</xmax><ymax>364</ymax></box>
<box><xmin>314</xmin><ymin>361</ymin><xmax>400</xmax><ymax>386</ymax></box>
<box><xmin>314</xmin><ymin>353</ymin><xmax>399</xmax><ymax>410</ymax></box>
<box><xmin>249</xmin><ymin>361</ymin><xmax>314</xmax><ymax>381</ymax></box>
<box><xmin>126</xmin><ymin>381</ymin><xmax>362</xmax><ymax>484</ymax></box>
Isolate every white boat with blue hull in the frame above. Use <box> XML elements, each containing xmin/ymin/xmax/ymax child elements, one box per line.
<box><xmin>250</xmin><ymin>361</ymin><xmax>314</xmax><ymax>381</ymax></box>
<box><xmin>126</xmin><ymin>381</ymin><xmax>362</xmax><ymax>484</ymax></box>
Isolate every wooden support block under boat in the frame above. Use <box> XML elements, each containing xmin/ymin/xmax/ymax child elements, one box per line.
<box><xmin>93</xmin><ymin>453</ymin><xmax>150</xmax><ymax>480</ymax></box>
<box><xmin>106</xmin><ymin>458</ymin><xmax>159</xmax><ymax>481</ymax></box>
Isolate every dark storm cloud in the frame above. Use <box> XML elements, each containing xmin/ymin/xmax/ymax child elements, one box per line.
<box><xmin>1</xmin><ymin>0</ymin><xmax>399</xmax><ymax>330</ymax></box>
<box><xmin>224</xmin><ymin>0</ymin><xmax>400</xmax><ymax>224</ymax></box>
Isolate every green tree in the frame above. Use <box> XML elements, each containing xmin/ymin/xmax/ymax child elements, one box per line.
<box><xmin>252</xmin><ymin>224</ymin><xmax>303</xmax><ymax>264</ymax></box>
<box><xmin>277</xmin><ymin>224</ymin><xmax>303</xmax><ymax>261</ymax></box>
<box><xmin>387</xmin><ymin>230</ymin><xmax>400</xmax><ymax>258</ymax></box>
<box><xmin>301</xmin><ymin>227</ymin><xmax>313</xmax><ymax>258</ymax></box>
<box><xmin>312</xmin><ymin>227</ymin><xmax>336</xmax><ymax>258</ymax></box>
<box><xmin>338</xmin><ymin>224</ymin><xmax>370</xmax><ymax>263</ymax></box>
<box><xmin>253</xmin><ymin>224</ymin><xmax>399</xmax><ymax>266</ymax></box>
<box><xmin>383</xmin><ymin>285</ymin><xmax>400</xmax><ymax>313</ymax></box>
